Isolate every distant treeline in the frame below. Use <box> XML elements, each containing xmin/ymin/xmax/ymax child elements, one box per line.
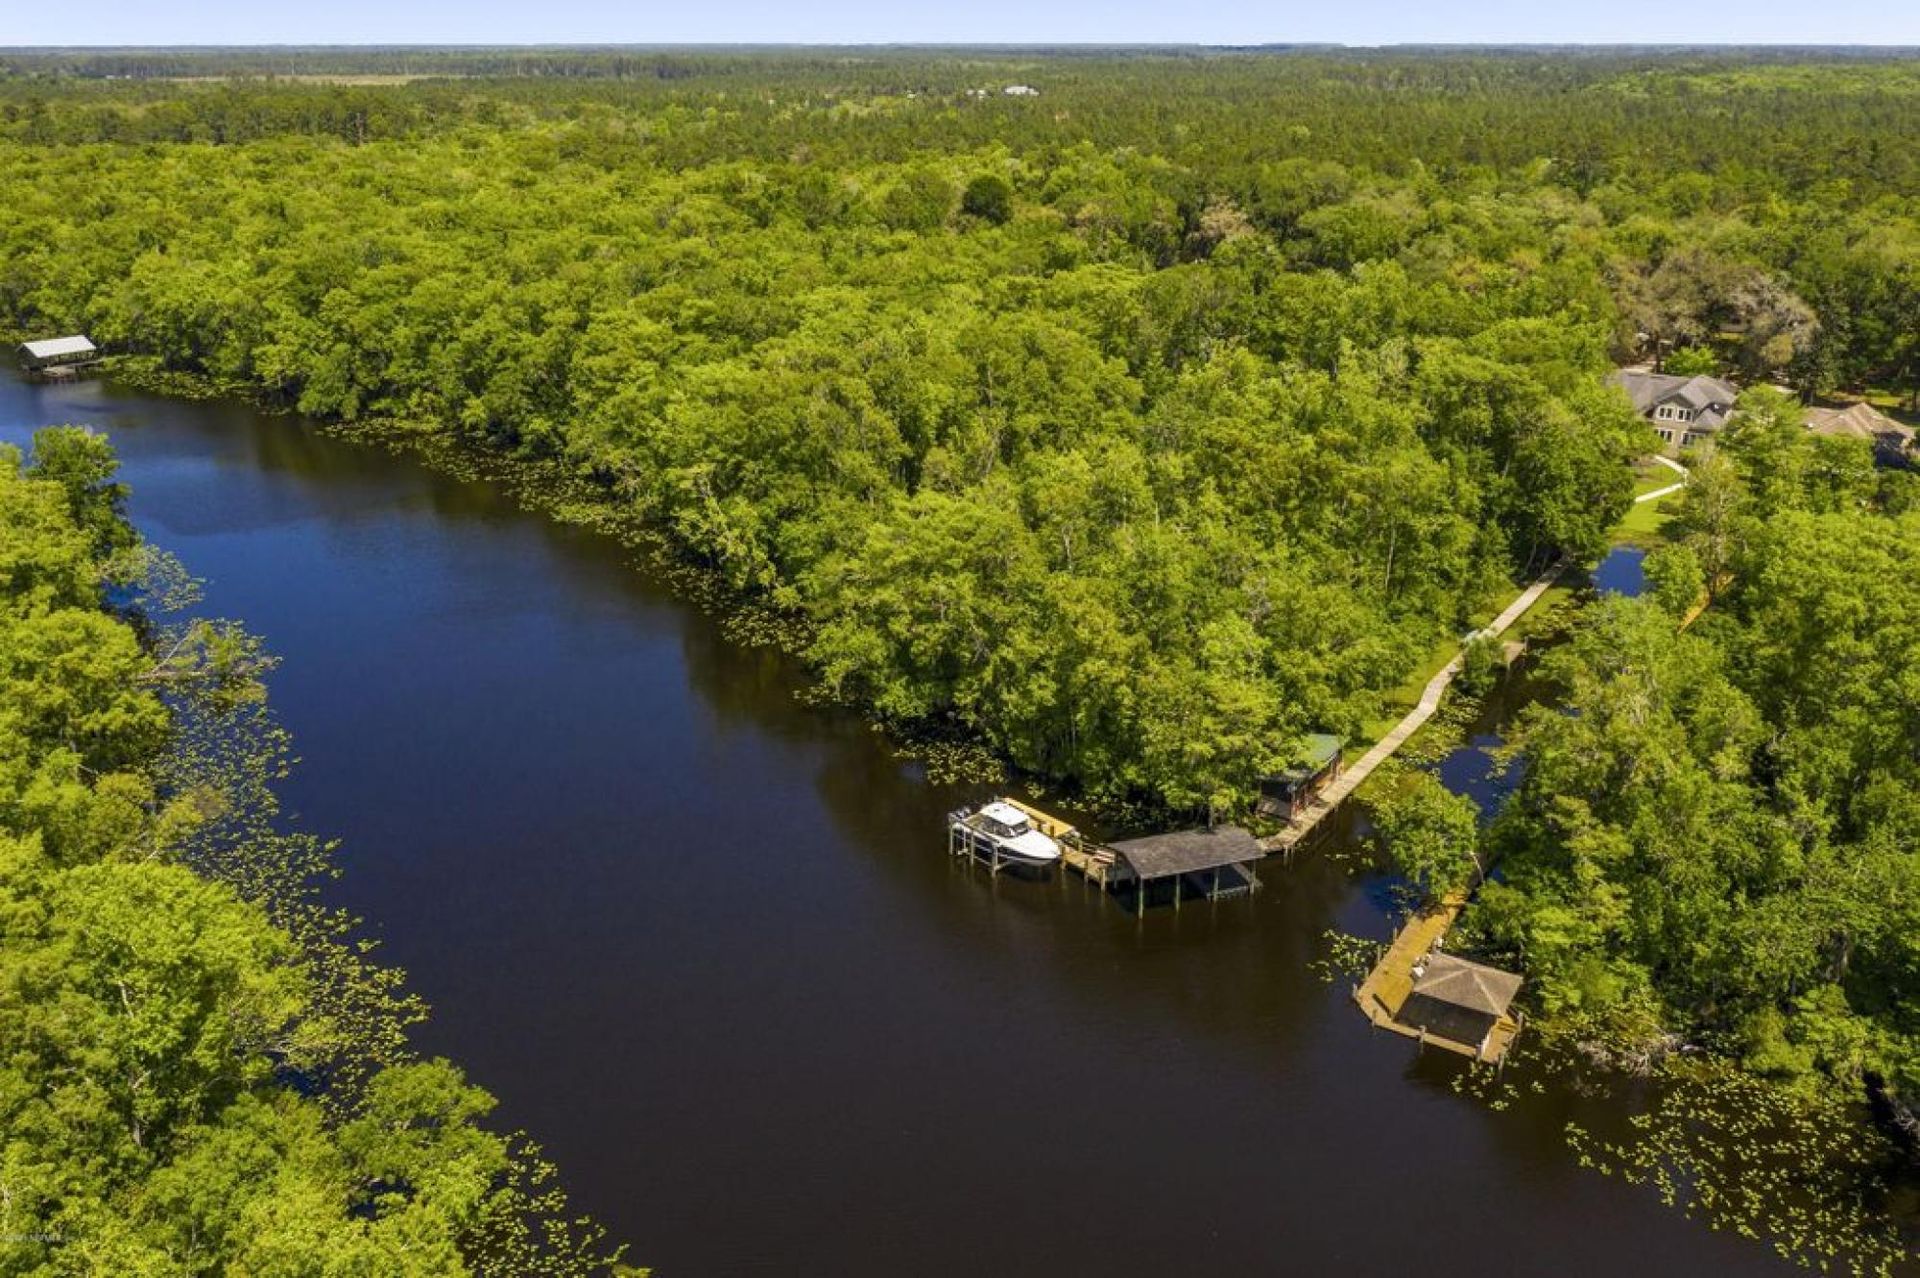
<box><xmin>1</xmin><ymin>52</ymin><xmax>1917</xmax><ymax>197</ymax></box>
<box><xmin>1</xmin><ymin>43</ymin><xmax>1916</xmax><ymax>82</ymax></box>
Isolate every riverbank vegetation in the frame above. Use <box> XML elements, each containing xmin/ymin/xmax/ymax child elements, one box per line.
<box><xmin>0</xmin><ymin>427</ymin><xmax>628</xmax><ymax>1273</ymax></box>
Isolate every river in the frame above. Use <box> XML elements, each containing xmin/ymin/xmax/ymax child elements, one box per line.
<box><xmin>2</xmin><ymin>372</ymin><xmax>1807</xmax><ymax>1276</ymax></box>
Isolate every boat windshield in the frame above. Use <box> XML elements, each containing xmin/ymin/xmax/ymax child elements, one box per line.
<box><xmin>999</xmin><ymin>817</ymin><xmax>1031</xmax><ymax>837</ymax></box>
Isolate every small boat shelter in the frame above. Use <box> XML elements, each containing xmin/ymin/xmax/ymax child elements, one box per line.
<box><xmin>17</xmin><ymin>335</ymin><xmax>100</xmax><ymax>372</ymax></box>
<box><xmin>1397</xmin><ymin>953</ymin><xmax>1524</xmax><ymax>1060</ymax></box>
<box><xmin>1108</xmin><ymin>826</ymin><xmax>1263</xmax><ymax>915</ymax></box>
<box><xmin>1257</xmin><ymin>732</ymin><xmax>1346</xmax><ymax>821</ymax></box>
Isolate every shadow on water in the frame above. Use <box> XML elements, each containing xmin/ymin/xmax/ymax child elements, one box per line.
<box><xmin>0</xmin><ymin>372</ymin><xmax>1818</xmax><ymax>1277</ymax></box>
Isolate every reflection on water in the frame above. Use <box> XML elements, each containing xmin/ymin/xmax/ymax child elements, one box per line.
<box><xmin>0</xmin><ymin>373</ymin><xmax>1801</xmax><ymax>1277</ymax></box>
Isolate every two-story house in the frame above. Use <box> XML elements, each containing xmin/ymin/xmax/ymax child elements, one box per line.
<box><xmin>1606</xmin><ymin>369</ymin><xmax>1739</xmax><ymax>454</ymax></box>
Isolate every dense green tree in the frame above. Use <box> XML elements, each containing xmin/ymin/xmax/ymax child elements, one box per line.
<box><xmin>1372</xmin><ymin>772</ymin><xmax>1483</xmax><ymax>903</ymax></box>
<box><xmin>1661</xmin><ymin>345</ymin><xmax>1719</xmax><ymax>376</ymax></box>
<box><xmin>960</xmin><ymin>172</ymin><xmax>1014</xmax><ymax>225</ymax></box>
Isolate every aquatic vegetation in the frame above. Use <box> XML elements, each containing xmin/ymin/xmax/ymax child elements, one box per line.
<box><xmin>1563</xmin><ymin>1063</ymin><xmax>1912</xmax><ymax>1276</ymax></box>
<box><xmin>1309</xmin><ymin>928</ymin><xmax>1385</xmax><ymax>984</ymax></box>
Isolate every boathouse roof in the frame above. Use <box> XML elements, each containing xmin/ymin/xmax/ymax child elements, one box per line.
<box><xmin>1297</xmin><ymin>733</ymin><xmax>1345</xmax><ymax>769</ymax></box>
<box><xmin>1108</xmin><ymin>826</ymin><xmax>1263</xmax><ymax>881</ymax></box>
<box><xmin>19</xmin><ymin>335</ymin><xmax>97</xmax><ymax>362</ymax></box>
<box><xmin>1410</xmin><ymin>952</ymin><xmax>1523</xmax><ymax>1018</ymax></box>
<box><xmin>1267</xmin><ymin>732</ymin><xmax>1346</xmax><ymax>784</ymax></box>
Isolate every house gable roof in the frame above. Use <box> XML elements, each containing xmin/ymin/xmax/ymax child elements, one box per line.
<box><xmin>1806</xmin><ymin>402</ymin><xmax>1913</xmax><ymax>444</ymax></box>
<box><xmin>1607</xmin><ymin>369</ymin><xmax>1738</xmax><ymax>419</ymax></box>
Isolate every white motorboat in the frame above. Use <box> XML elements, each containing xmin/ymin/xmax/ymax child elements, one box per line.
<box><xmin>947</xmin><ymin>799</ymin><xmax>1063</xmax><ymax>868</ymax></box>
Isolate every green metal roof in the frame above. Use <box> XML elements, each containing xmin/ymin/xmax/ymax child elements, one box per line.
<box><xmin>1267</xmin><ymin>733</ymin><xmax>1345</xmax><ymax>784</ymax></box>
<box><xmin>1299</xmin><ymin>733</ymin><xmax>1345</xmax><ymax>769</ymax></box>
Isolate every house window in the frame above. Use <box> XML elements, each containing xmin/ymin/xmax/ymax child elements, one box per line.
<box><xmin>1684</xmin><ymin>431</ymin><xmax>1703</xmax><ymax>447</ymax></box>
<box><xmin>1657</xmin><ymin>429</ymin><xmax>1675</xmax><ymax>444</ymax></box>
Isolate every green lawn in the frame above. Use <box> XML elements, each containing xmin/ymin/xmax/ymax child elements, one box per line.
<box><xmin>1614</xmin><ymin>492</ymin><xmax>1674</xmax><ymax>544</ymax></box>
<box><xmin>1614</xmin><ymin>455</ymin><xmax>1684</xmax><ymax>546</ymax></box>
<box><xmin>1631</xmin><ymin>463</ymin><xmax>1678</xmax><ymax>499</ymax></box>
<box><xmin>1362</xmin><ymin>632</ymin><xmax>1463</xmax><ymax>742</ymax></box>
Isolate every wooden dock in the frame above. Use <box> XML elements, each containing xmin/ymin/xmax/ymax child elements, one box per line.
<box><xmin>1259</xmin><ymin>560</ymin><xmax>1566</xmax><ymax>857</ymax></box>
<box><xmin>1352</xmin><ymin>891</ymin><xmax>1522</xmax><ymax>1065</ymax></box>
<box><xmin>992</xmin><ymin>800</ymin><xmax>1262</xmax><ymax>914</ymax></box>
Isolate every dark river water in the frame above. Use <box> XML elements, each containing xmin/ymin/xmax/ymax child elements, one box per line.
<box><xmin>3</xmin><ymin>373</ymin><xmax>1810</xmax><ymax>1277</ymax></box>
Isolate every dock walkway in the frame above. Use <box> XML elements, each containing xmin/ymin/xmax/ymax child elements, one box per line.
<box><xmin>1259</xmin><ymin>559</ymin><xmax>1565</xmax><ymax>856</ymax></box>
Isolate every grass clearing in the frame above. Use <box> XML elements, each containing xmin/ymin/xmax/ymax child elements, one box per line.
<box><xmin>1614</xmin><ymin>493</ymin><xmax>1673</xmax><ymax>545</ymax></box>
<box><xmin>1363</xmin><ymin>632</ymin><xmax>1462</xmax><ymax>742</ymax></box>
<box><xmin>1631</xmin><ymin>461</ymin><xmax>1677</xmax><ymax>498</ymax></box>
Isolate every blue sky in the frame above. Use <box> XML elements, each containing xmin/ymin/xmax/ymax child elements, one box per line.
<box><xmin>3</xmin><ymin>0</ymin><xmax>1916</xmax><ymax>48</ymax></box>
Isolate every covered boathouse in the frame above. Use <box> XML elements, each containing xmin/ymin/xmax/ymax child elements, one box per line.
<box><xmin>1395</xmin><ymin>952</ymin><xmax>1524</xmax><ymax>1060</ymax></box>
<box><xmin>1107</xmin><ymin>826</ymin><xmax>1263</xmax><ymax>916</ymax></box>
<box><xmin>17</xmin><ymin>335</ymin><xmax>100</xmax><ymax>373</ymax></box>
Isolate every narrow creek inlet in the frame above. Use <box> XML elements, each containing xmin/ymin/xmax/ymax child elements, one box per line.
<box><xmin>1</xmin><ymin>371</ymin><xmax>1801</xmax><ymax>1277</ymax></box>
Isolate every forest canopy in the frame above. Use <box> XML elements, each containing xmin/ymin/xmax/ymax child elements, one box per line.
<box><xmin>1</xmin><ymin>49</ymin><xmax>1915</xmax><ymax>814</ymax></box>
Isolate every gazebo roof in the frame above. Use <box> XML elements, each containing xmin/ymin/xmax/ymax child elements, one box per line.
<box><xmin>1411</xmin><ymin>952</ymin><xmax>1523</xmax><ymax>1018</ymax></box>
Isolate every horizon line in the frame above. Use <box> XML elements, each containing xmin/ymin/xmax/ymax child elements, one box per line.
<box><xmin>4</xmin><ymin>40</ymin><xmax>1919</xmax><ymax>52</ymax></box>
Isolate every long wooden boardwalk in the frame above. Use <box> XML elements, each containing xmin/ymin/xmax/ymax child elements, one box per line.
<box><xmin>1259</xmin><ymin>559</ymin><xmax>1566</xmax><ymax>856</ymax></box>
<box><xmin>1338</xmin><ymin>471</ymin><xmax>1680</xmax><ymax>1061</ymax></box>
